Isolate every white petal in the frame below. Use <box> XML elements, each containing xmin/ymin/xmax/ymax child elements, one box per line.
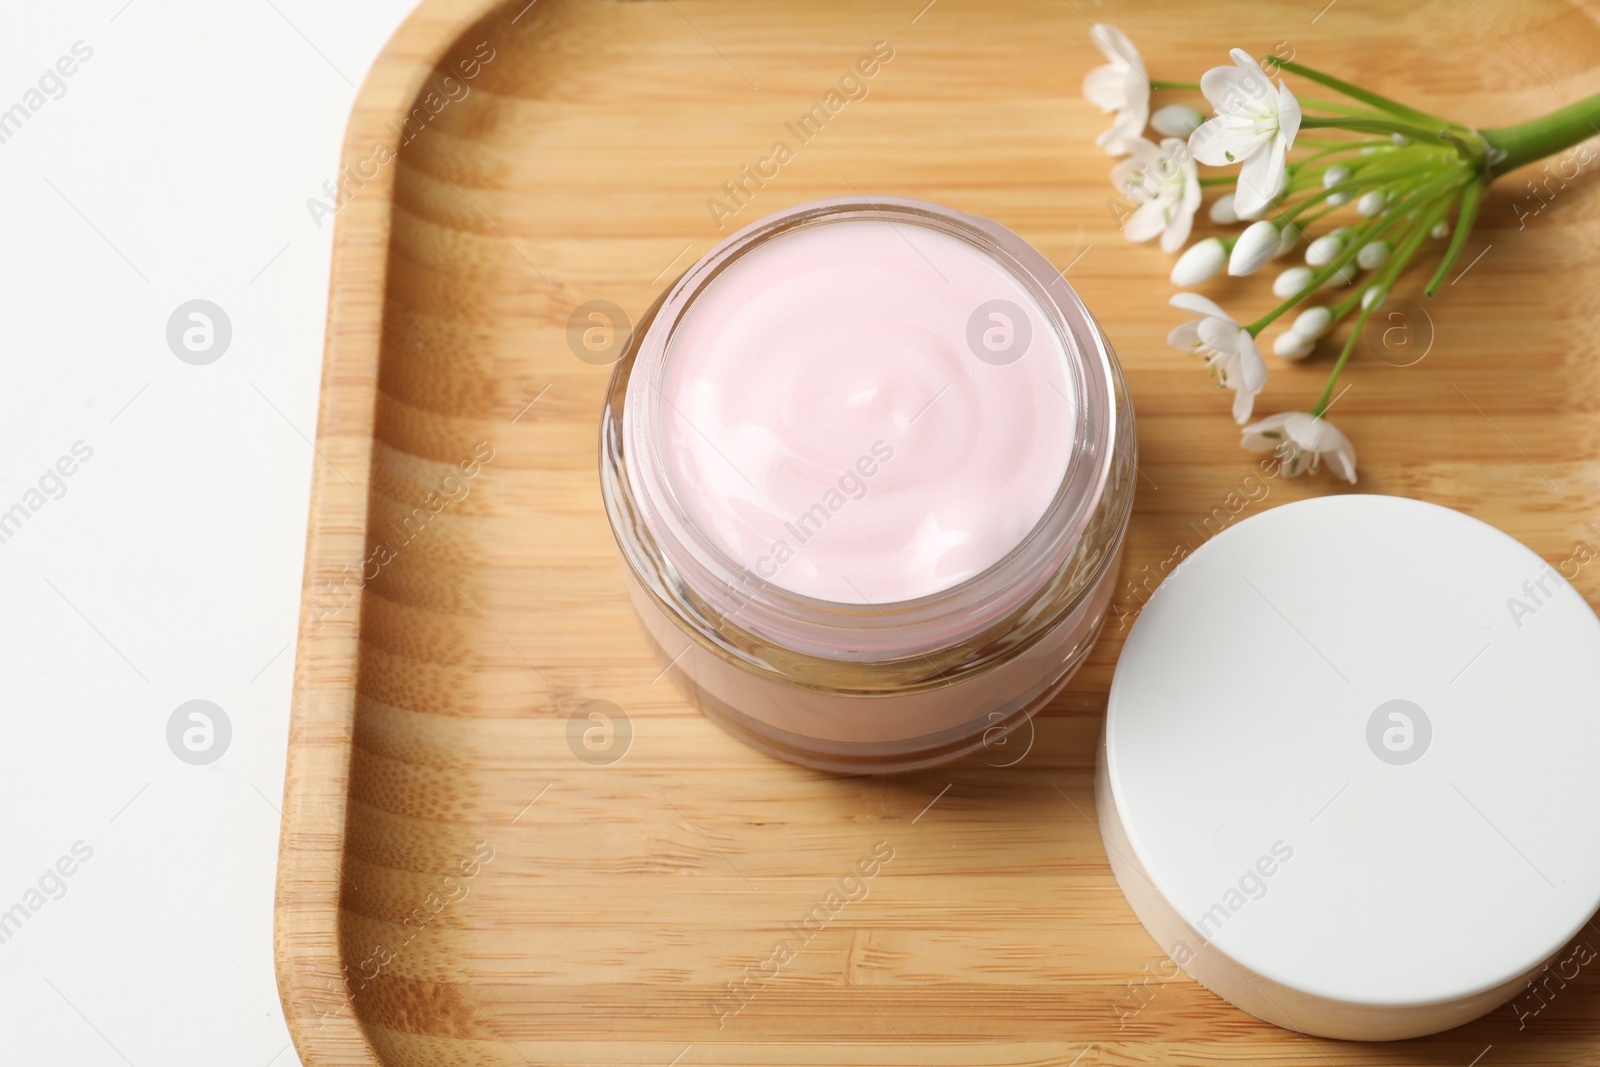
<box><xmin>1122</xmin><ymin>198</ymin><xmax>1169</xmax><ymax>243</ymax></box>
<box><xmin>1159</xmin><ymin>203</ymin><xmax>1195</xmax><ymax>253</ymax></box>
<box><xmin>1199</xmin><ymin>64</ymin><xmax>1255</xmax><ymax>115</ymax></box>
<box><xmin>1170</xmin><ymin>291</ymin><xmax>1234</xmax><ymax>322</ymax></box>
<box><xmin>1325</xmin><ymin>440</ymin><xmax>1358</xmax><ymax>483</ymax></box>
<box><xmin>1231</xmin><ymin>383</ymin><xmax>1259</xmax><ymax>424</ymax></box>
<box><xmin>1208</xmin><ymin>193</ymin><xmax>1238</xmax><ymax>224</ymax></box>
<box><xmin>1090</xmin><ymin>24</ymin><xmax>1144</xmax><ymax>73</ymax></box>
<box><xmin>1190</xmin><ymin>117</ymin><xmax>1266</xmax><ymax>167</ymax></box>
<box><xmin>1240</xmin><ymin>411</ymin><xmax>1296</xmax><ymax>451</ymax></box>
<box><xmin>1235</xmin><ymin>330</ymin><xmax>1269</xmax><ymax>394</ymax></box>
<box><xmin>1097</xmin><ymin>106</ymin><xmax>1150</xmax><ymax>154</ymax></box>
<box><xmin>1236</xmin><ymin>141</ymin><xmax>1287</xmax><ymax>216</ymax></box>
<box><xmin>1197</xmin><ymin>316</ymin><xmax>1245</xmax><ymax>357</ymax></box>
<box><xmin>1276</xmin><ymin>81</ymin><xmax>1302</xmax><ymax>150</ymax></box>
<box><xmin>1167</xmin><ymin>321</ymin><xmax>1202</xmax><ymax>350</ymax></box>
<box><xmin>1083</xmin><ymin>64</ymin><xmax>1130</xmax><ymax>113</ymax></box>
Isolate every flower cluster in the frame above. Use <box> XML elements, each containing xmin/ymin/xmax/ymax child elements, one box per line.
<box><xmin>1080</xmin><ymin>26</ymin><xmax>1570</xmax><ymax>483</ymax></box>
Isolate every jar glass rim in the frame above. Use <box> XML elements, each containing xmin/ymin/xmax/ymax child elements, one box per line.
<box><xmin>621</xmin><ymin>196</ymin><xmax>1120</xmax><ymax>658</ymax></box>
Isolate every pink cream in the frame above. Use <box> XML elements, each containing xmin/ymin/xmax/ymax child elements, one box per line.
<box><xmin>652</xmin><ymin>219</ymin><xmax>1074</xmax><ymax>604</ymax></box>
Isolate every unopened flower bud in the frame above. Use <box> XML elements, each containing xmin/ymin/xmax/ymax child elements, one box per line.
<box><xmin>1229</xmin><ymin>221</ymin><xmax>1279</xmax><ymax>276</ymax></box>
<box><xmin>1275</xmin><ymin>225</ymin><xmax>1300</xmax><ymax>258</ymax></box>
<box><xmin>1357</xmin><ymin>190</ymin><xmax>1388</xmax><ymax>217</ymax></box>
<box><xmin>1324</xmin><ymin>262</ymin><xmax>1358</xmax><ymax>287</ymax></box>
<box><xmin>1273</xmin><ymin>266</ymin><xmax>1313</xmax><ymax>299</ymax></box>
<box><xmin>1322</xmin><ymin>165</ymin><xmax>1351</xmax><ymax>188</ymax></box>
<box><xmin>1151</xmin><ymin>104</ymin><xmax>1205</xmax><ymax>138</ymax></box>
<box><xmin>1292</xmin><ymin>306</ymin><xmax>1333</xmax><ymax>339</ymax></box>
<box><xmin>1361</xmin><ymin>285</ymin><xmax>1387</xmax><ymax>309</ymax></box>
<box><xmin>1274</xmin><ymin>331</ymin><xmax>1315</xmax><ymax>360</ymax></box>
<box><xmin>1305</xmin><ymin>234</ymin><xmax>1343</xmax><ymax>267</ymax></box>
<box><xmin>1208</xmin><ymin>193</ymin><xmax>1238</xmax><ymax>224</ymax></box>
<box><xmin>1356</xmin><ymin>241</ymin><xmax>1390</xmax><ymax>270</ymax></box>
<box><xmin>1431</xmin><ymin>221</ymin><xmax>1450</xmax><ymax>239</ymax></box>
<box><xmin>1170</xmin><ymin>237</ymin><xmax>1227</xmax><ymax>286</ymax></box>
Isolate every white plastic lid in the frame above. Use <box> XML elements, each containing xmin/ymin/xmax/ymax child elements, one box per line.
<box><xmin>1098</xmin><ymin>494</ymin><xmax>1600</xmax><ymax>1040</ymax></box>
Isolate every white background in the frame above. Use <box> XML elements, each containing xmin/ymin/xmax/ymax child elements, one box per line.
<box><xmin>1</xmin><ymin>2</ymin><xmax>417</xmax><ymax>1063</ymax></box>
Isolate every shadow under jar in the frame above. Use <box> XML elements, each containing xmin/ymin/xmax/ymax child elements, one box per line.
<box><xmin>601</xmin><ymin>197</ymin><xmax>1134</xmax><ymax>773</ymax></box>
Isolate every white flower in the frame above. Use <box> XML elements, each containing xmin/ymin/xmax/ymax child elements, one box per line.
<box><xmin>1168</xmin><ymin>293</ymin><xmax>1268</xmax><ymax>423</ymax></box>
<box><xmin>1189</xmin><ymin>49</ymin><xmax>1302</xmax><ymax>217</ymax></box>
<box><xmin>1151</xmin><ymin>104</ymin><xmax>1204</xmax><ymax>138</ymax></box>
<box><xmin>1241</xmin><ymin>411</ymin><xmax>1358</xmax><ymax>482</ymax></box>
<box><xmin>1083</xmin><ymin>25</ymin><xmax>1150</xmax><ymax>155</ymax></box>
<box><xmin>1112</xmin><ymin>137</ymin><xmax>1201</xmax><ymax>252</ymax></box>
<box><xmin>1171</xmin><ymin>237</ymin><xmax>1226</xmax><ymax>285</ymax></box>
<box><xmin>1208</xmin><ymin>193</ymin><xmax>1238</xmax><ymax>224</ymax></box>
<box><xmin>1273</xmin><ymin>265</ymin><xmax>1313</xmax><ymax>298</ymax></box>
<box><xmin>1228</xmin><ymin>220</ymin><xmax>1279</xmax><ymax>276</ymax></box>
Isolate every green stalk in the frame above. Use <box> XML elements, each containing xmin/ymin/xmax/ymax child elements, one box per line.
<box><xmin>1423</xmin><ymin>179</ymin><xmax>1485</xmax><ymax>296</ymax></box>
<box><xmin>1275</xmin><ymin>59</ymin><xmax>1458</xmax><ymax>130</ymax></box>
<box><xmin>1301</xmin><ymin>117</ymin><xmax>1482</xmax><ymax>159</ymax></box>
<box><xmin>1250</xmin><ymin>170</ymin><xmax>1466</xmax><ymax>334</ymax></box>
<box><xmin>1309</xmin><ymin>196</ymin><xmax>1451</xmax><ymax>416</ymax></box>
<box><xmin>1149</xmin><ymin>79</ymin><xmax>1200</xmax><ymax>91</ymax></box>
<box><xmin>1482</xmin><ymin>90</ymin><xmax>1600</xmax><ymax>175</ymax></box>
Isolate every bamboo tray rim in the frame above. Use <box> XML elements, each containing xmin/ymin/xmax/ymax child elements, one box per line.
<box><xmin>274</xmin><ymin>2</ymin><xmax>504</xmax><ymax>1063</ymax></box>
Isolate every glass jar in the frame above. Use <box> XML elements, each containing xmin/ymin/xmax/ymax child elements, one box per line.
<box><xmin>601</xmin><ymin>196</ymin><xmax>1134</xmax><ymax>773</ymax></box>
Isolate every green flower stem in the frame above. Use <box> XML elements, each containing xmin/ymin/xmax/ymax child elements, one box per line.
<box><xmin>1250</xmin><ymin>171</ymin><xmax>1463</xmax><ymax>335</ymax></box>
<box><xmin>1293</xmin><ymin>142</ymin><xmax>1388</xmax><ymax>168</ymax></box>
<box><xmin>1310</xmin><ymin>303</ymin><xmax>1378</xmax><ymax>418</ymax></box>
<box><xmin>1309</xmin><ymin>196</ymin><xmax>1451</xmax><ymax>416</ymax></box>
<box><xmin>1300</xmin><ymin>115</ymin><xmax>1477</xmax><ymax>152</ymax></box>
<box><xmin>1482</xmin><ymin>89</ymin><xmax>1600</xmax><ymax>175</ymax></box>
<box><xmin>1280</xmin><ymin>159</ymin><xmax>1439</xmax><ymax>222</ymax></box>
<box><xmin>1247</xmin><ymin>208</ymin><xmax>1407</xmax><ymax>333</ymax></box>
<box><xmin>1302</xmin><ymin>98</ymin><xmax>1393</xmax><ymax>119</ymax></box>
<box><xmin>1424</xmin><ymin>179</ymin><xmax>1486</xmax><ymax>296</ymax></box>
<box><xmin>1297</xmin><ymin>138</ymin><xmax>1390</xmax><ymax>149</ymax></box>
<box><xmin>1275</xmin><ymin>59</ymin><xmax>1459</xmax><ymax>130</ymax></box>
<box><xmin>1149</xmin><ymin>79</ymin><xmax>1201</xmax><ymax>91</ymax></box>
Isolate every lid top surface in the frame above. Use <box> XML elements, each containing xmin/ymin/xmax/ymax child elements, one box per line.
<box><xmin>1107</xmin><ymin>494</ymin><xmax>1600</xmax><ymax>1005</ymax></box>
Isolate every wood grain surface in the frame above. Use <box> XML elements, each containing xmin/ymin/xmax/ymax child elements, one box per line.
<box><xmin>275</xmin><ymin>0</ymin><xmax>1600</xmax><ymax>1063</ymax></box>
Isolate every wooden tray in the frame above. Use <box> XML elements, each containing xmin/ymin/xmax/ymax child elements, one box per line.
<box><xmin>275</xmin><ymin>0</ymin><xmax>1600</xmax><ymax>1063</ymax></box>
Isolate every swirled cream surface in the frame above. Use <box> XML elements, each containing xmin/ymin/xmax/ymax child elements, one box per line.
<box><xmin>652</xmin><ymin>218</ymin><xmax>1074</xmax><ymax>604</ymax></box>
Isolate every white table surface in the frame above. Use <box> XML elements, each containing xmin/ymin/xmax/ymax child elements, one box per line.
<box><xmin>1</xmin><ymin>3</ymin><xmax>418</xmax><ymax>1063</ymax></box>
